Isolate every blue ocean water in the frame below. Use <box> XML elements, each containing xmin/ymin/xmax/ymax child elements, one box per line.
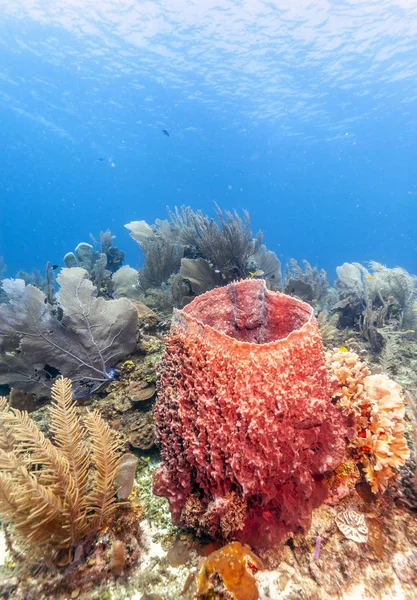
<box><xmin>0</xmin><ymin>0</ymin><xmax>416</xmax><ymax>280</ymax></box>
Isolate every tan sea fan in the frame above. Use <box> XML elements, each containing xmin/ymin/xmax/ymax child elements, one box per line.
<box><xmin>0</xmin><ymin>377</ymin><xmax>122</xmax><ymax>559</ymax></box>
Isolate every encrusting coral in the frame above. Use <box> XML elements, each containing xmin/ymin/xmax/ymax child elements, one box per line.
<box><xmin>328</xmin><ymin>350</ymin><xmax>410</xmax><ymax>493</ymax></box>
<box><xmin>153</xmin><ymin>279</ymin><xmax>353</xmax><ymax>548</ymax></box>
<box><xmin>0</xmin><ymin>377</ymin><xmax>123</xmax><ymax>560</ymax></box>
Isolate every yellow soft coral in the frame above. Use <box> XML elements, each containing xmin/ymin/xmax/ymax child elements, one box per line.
<box><xmin>328</xmin><ymin>351</ymin><xmax>410</xmax><ymax>493</ymax></box>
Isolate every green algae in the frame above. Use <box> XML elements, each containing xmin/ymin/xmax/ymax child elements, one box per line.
<box><xmin>137</xmin><ymin>456</ymin><xmax>178</xmax><ymax>537</ymax></box>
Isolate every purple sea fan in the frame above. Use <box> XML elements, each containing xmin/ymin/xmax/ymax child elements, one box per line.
<box><xmin>0</xmin><ymin>268</ymin><xmax>138</xmax><ymax>395</ymax></box>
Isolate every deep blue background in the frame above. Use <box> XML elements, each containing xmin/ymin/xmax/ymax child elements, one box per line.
<box><xmin>1</xmin><ymin>2</ymin><xmax>416</xmax><ymax>280</ymax></box>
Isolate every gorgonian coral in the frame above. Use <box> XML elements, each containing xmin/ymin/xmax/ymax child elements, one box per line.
<box><xmin>0</xmin><ymin>377</ymin><xmax>122</xmax><ymax>558</ymax></box>
<box><xmin>0</xmin><ymin>268</ymin><xmax>138</xmax><ymax>395</ymax></box>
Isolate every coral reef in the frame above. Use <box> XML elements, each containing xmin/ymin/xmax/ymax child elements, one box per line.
<box><xmin>64</xmin><ymin>242</ymin><xmax>112</xmax><ymax>292</ymax></box>
<box><xmin>14</xmin><ymin>266</ymin><xmax>53</xmax><ymax>296</ymax></box>
<box><xmin>283</xmin><ymin>258</ymin><xmax>329</xmax><ymax>305</ymax></box>
<box><xmin>97</xmin><ymin>334</ymin><xmax>165</xmax><ymax>454</ymax></box>
<box><xmin>125</xmin><ymin>206</ymin><xmax>280</xmax><ymax>307</ymax></box>
<box><xmin>179</xmin><ymin>257</ymin><xmax>221</xmax><ymax>296</ymax></box>
<box><xmin>249</xmin><ymin>244</ymin><xmax>281</xmax><ymax>290</ymax></box>
<box><xmin>153</xmin><ymin>279</ymin><xmax>353</xmax><ymax>548</ymax></box>
<box><xmin>316</xmin><ymin>309</ymin><xmax>339</xmax><ymax>345</ymax></box>
<box><xmin>167</xmin><ymin>204</ymin><xmax>262</xmax><ymax>280</ymax></box>
<box><xmin>0</xmin><ymin>377</ymin><xmax>142</xmax><ymax>599</ymax></box>
<box><xmin>90</xmin><ymin>229</ymin><xmax>125</xmax><ymax>274</ymax></box>
<box><xmin>63</xmin><ymin>231</ymin><xmax>125</xmax><ymax>298</ymax></box>
<box><xmin>2</xmin><ymin>210</ymin><xmax>417</xmax><ymax>600</ymax></box>
<box><xmin>125</xmin><ymin>219</ymin><xmax>183</xmax><ymax>290</ymax></box>
<box><xmin>112</xmin><ymin>265</ymin><xmax>142</xmax><ymax>300</ymax></box>
<box><xmin>333</xmin><ymin>261</ymin><xmax>416</xmax><ymax>351</ymax></box>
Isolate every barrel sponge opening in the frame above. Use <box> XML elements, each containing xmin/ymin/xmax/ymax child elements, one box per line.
<box><xmin>181</xmin><ymin>278</ymin><xmax>313</xmax><ymax>343</ymax></box>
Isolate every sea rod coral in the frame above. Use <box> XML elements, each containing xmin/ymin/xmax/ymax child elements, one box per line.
<box><xmin>153</xmin><ymin>279</ymin><xmax>353</xmax><ymax>548</ymax></box>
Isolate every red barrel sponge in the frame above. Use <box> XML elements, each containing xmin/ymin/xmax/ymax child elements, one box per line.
<box><xmin>153</xmin><ymin>279</ymin><xmax>352</xmax><ymax>548</ymax></box>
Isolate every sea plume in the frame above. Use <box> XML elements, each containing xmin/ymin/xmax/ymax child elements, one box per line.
<box><xmin>0</xmin><ymin>377</ymin><xmax>122</xmax><ymax>560</ymax></box>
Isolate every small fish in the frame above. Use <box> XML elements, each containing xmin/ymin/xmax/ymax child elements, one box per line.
<box><xmin>338</xmin><ymin>346</ymin><xmax>349</xmax><ymax>353</ymax></box>
<box><xmin>97</xmin><ymin>157</ymin><xmax>105</xmax><ymax>162</ymax></box>
<box><xmin>249</xmin><ymin>269</ymin><xmax>264</xmax><ymax>278</ymax></box>
<box><xmin>365</xmin><ymin>275</ymin><xmax>376</xmax><ymax>279</ymax></box>
<box><xmin>407</xmin><ymin>330</ymin><xmax>415</xmax><ymax>333</ymax></box>
<box><xmin>162</xmin><ymin>129</ymin><xmax>170</xmax><ymax>137</ymax></box>
<box><xmin>412</xmin><ymin>308</ymin><xmax>417</xmax><ymax>312</ymax></box>
<box><xmin>51</xmin><ymin>264</ymin><xmax>59</xmax><ymax>270</ymax></box>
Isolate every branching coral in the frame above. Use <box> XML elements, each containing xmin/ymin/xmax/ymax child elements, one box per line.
<box><xmin>328</xmin><ymin>350</ymin><xmax>410</xmax><ymax>493</ymax></box>
<box><xmin>0</xmin><ymin>377</ymin><xmax>122</xmax><ymax>560</ymax></box>
<box><xmin>125</xmin><ymin>219</ymin><xmax>183</xmax><ymax>290</ymax></box>
<box><xmin>167</xmin><ymin>204</ymin><xmax>262</xmax><ymax>279</ymax></box>
<box><xmin>167</xmin><ymin>204</ymin><xmax>263</xmax><ymax>279</ymax></box>
<box><xmin>126</xmin><ymin>206</ymin><xmax>268</xmax><ymax>299</ymax></box>
<box><xmin>140</xmin><ymin>236</ymin><xmax>183</xmax><ymax>289</ymax></box>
